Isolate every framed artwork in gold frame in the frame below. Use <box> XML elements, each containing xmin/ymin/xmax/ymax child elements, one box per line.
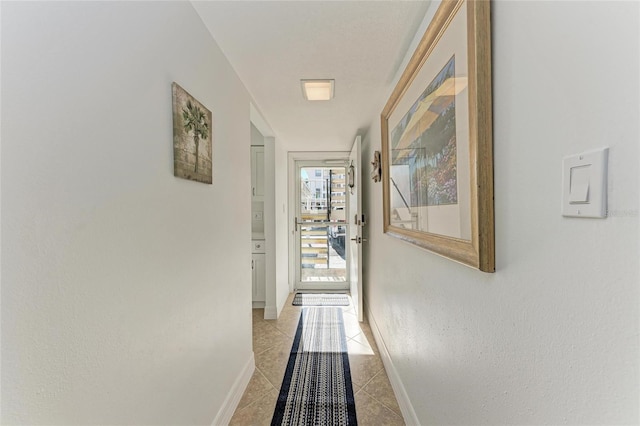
<box><xmin>381</xmin><ymin>0</ymin><xmax>494</xmax><ymax>272</ymax></box>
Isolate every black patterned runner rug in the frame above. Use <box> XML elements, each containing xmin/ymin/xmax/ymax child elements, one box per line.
<box><xmin>271</xmin><ymin>307</ymin><xmax>357</xmax><ymax>425</ymax></box>
<box><xmin>292</xmin><ymin>293</ymin><xmax>350</xmax><ymax>306</ymax></box>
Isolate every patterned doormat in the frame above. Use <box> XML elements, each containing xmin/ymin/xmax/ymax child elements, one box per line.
<box><xmin>292</xmin><ymin>293</ymin><xmax>350</xmax><ymax>306</ymax></box>
<box><xmin>272</xmin><ymin>307</ymin><xmax>357</xmax><ymax>425</ymax></box>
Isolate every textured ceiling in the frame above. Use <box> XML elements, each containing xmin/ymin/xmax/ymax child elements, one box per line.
<box><xmin>193</xmin><ymin>1</ymin><xmax>430</xmax><ymax>151</ymax></box>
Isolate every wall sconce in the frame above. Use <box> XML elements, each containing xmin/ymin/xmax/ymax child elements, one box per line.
<box><xmin>347</xmin><ymin>161</ymin><xmax>355</xmax><ymax>194</ymax></box>
<box><xmin>371</xmin><ymin>151</ymin><xmax>381</xmax><ymax>182</ymax></box>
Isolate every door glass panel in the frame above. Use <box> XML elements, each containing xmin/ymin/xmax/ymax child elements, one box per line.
<box><xmin>299</xmin><ymin>166</ymin><xmax>346</xmax><ymax>282</ymax></box>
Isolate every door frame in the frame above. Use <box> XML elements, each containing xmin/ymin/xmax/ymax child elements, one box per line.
<box><xmin>348</xmin><ymin>135</ymin><xmax>364</xmax><ymax>321</ymax></box>
<box><xmin>287</xmin><ymin>151</ymin><xmax>350</xmax><ymax>292</ymax></box>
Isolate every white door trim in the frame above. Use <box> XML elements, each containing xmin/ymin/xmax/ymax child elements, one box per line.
<box><xmin>348</xmin><ymin>135</ymin><xmax>363</xmax><ymax>321</ymax></box>
<box><xmin>287</xmin><ymin>151</ymin><xmax>349</xmax><ymax>292</ymax></box>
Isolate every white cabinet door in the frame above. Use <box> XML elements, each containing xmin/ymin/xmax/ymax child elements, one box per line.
<box><xmin>252</xmin><ymin>253</ymin><xmax>266</xmax><ymax>302</ymax></box>
<box><xmin>251</xmin><ymin>146</ymin><xmax>265</xmax><ymax>201</ymax></box>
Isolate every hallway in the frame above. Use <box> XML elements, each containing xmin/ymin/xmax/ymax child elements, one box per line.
<box><xmin>2</xmin><ymin>2</ymin><xmax>638</xmax><ymax>424</ymax></box>
<box><xmin>231</xmin><ymin>294</ymin><xmax>404</xmax><ymax>425</ymax></box>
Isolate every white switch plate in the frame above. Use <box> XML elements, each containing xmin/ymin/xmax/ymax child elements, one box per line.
<box><xmin>252</xmin><ymin>211</ymin><xmax>263</xmax><ymax>221</ymax></box>
<box><xmin>562</xmin><ymin>147</ymin><xmax>608</xmax><ymax>218</ymax></box>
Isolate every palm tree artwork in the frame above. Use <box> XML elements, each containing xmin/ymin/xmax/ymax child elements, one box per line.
<box><xmin>182</xmin><ymin>100</ymin><xmax>209</xmax><ymax>174</ymax></box>
<box><xmin>172</xmin><ymin>82</ymin><xmax>213</xmax><ymax>184</ymax></box>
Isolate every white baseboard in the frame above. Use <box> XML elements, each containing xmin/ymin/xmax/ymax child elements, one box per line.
<box><xmin>366</xmin><ymin>305</ymin><xmax>420</xmax><ymax>426</ymax></box>
<box><xmin>211</xmin><ymin>352</ymin><xmax>255</xmax><ymax>426</ymax></box>
<box><xmin>252</xmin><ymin>301</ymin><xmax>265</xmax><ymax>309</ymax></box>
<box><xmin>264</xmin><ymin>304</ymin><xmax>277</xmax><ymax>320</ymax></box>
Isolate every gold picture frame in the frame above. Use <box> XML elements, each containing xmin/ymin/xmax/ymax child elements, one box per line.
<box><xmin>381</xmin><ymin>0</ymin><xmax>494</xmax><ymax>272</ymax></box>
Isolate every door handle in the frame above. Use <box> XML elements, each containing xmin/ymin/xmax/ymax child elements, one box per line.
<box><xmin>350</xmin><ymin>237</ymin><xmax>368</xmax><ymax>244</ymax></box>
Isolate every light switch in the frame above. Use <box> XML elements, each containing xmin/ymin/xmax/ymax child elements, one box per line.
<box><xmin>562</xmin><ymin>147</ymin><xmax>608</xmax><ymax>218</ymax></box>
<box><xmin>568</xmin><ymin>165</ymin><xmax>590</xmax><ymax>204</ymax></box>
<box><xmin>568</xmin><ymin>182</ymin><xmax>589</xmax><ymax>204</ymax></box>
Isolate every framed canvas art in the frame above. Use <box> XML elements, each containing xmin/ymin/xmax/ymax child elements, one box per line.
<box><xmin>172</xmin><ymin>82</ymin><xmax>213</xmax><ymax>184</ymax></box>
<box><xmin>381</xmin><ymin>0</ymin><xmax>494</xmax><ymax>272</ymax></box>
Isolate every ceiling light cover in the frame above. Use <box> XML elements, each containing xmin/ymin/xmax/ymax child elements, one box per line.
<box><xmin>301</xmin><ymin>79</ymin><xmax>334</xmax><ymax>101</ymax></box>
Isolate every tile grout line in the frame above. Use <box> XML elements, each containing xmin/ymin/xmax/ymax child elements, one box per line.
<box><xmin>247</xmin><ymin>300</ymin><xmax>403</xmax><ymax>424</ymax></box>
<box><xmin>231</xmin><ymin>370</ymin><xmax>278</xmax><ymax>422</ymax></box>
<box><xmin>255</xmin><ymin>364</ymin><xmax>285</xmax><ymax>392</ymax></box>
<box><xmin>358</xmin><ymin>372</ymin><xmax>404</xmax><ymax>420</ymax></box>
<box><xmin>253</xmin><ymin>340</ymin><xmax>284</xmax><ymax>357</ymax></box>
<box><xmin>352</xmin><ymin>363</ymin><xmax>385</xmax><ymax>391</ymax></box>
<box><xmin>255</xmin><ymin>368</ymin><xmax>277</xmax><ymax>394</ymax></box>
<box><xmin>253</xmin><ymin>325</ymin><xmax>292</xmax><ymax>356</ymax></box>
<box><xmin>359</xmin><ymin>388</ymin><xmax>405</xmax><ymax>421</ymax></box>
<box><xmin>233</xmin><ymin>387</ymin><xmax>278</xmax><ymax>419</ymax></box>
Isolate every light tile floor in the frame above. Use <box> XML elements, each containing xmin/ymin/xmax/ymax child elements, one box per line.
<box><xmin>230</xmin><ymin>293</ymin><xmax>405</xmax><ymax>425</ymax></box>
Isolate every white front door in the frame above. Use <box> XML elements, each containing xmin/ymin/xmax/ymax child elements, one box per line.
<box><xmin>348</xmin><ymin>136</ymin><xmax>363</xmax><ymax>321</ymax></box>
<box><xmin>294</xmin><ymin>160</ymin><xmax>349</xmax><ymax>291</ymax></box>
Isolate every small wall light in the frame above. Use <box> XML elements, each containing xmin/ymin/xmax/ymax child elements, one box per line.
<box><xmin>347</xmin><ymin>161</ymin><xmax>355</xmax><ymax>194</ymax></box>
<box><xmin>301</xmin><ymin>79</ymin><xmax>335</xmax><ymax>101</ymax></box>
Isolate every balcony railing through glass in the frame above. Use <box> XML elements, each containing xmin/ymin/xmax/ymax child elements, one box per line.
<box><xmin>299</xmin><ymin>167</ymin><xmax>347</xmax><ymax>282</ymax></box>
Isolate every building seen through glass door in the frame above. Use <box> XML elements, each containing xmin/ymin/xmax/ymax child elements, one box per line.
<box><xmin>299</xmin><ymin>166</ymin><xmax>347</xmax><ymax>282</ymax></box>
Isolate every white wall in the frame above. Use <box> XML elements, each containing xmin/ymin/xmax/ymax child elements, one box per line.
<box><xmin>263</xmin><ymin>136</ymin><xmax>292</xmax><ymax>318</ymax></box>
<box><xmin>363</xmin><ymin>1</ymin><xmax>639</xmax><ymax>424</ymax></box>
<box><xmin>274</xmin><ymin>142</ymin><xmax>290</xmax><ymax>314</ymax></box>
<box><xmin>249</xmin><ymin>103</ymin><xmax>289</xmax><ymax>318</ymax></box>
<box><xmin>1</xmin><ymin>2</ymin><xmax>253</xmax><ymax>424</ymax></box>
<box><xmin>263</xmin><ymin>137</ymin><xmax>277</xmax><ymax>317</ymax></box>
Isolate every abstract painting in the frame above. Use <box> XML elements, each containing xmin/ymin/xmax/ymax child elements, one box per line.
<box><xmin>390</xmin><ymin>55</ymin><xmax>457</xmax><ymax>207</ymax></box>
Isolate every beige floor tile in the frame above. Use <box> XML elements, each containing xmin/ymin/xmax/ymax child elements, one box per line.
<box><xmin>361</xmin><ymin>370</ymin><xmax>402</xmax><ymax>417</ymax></box>
<box><xmin>341</xmin><ymin>304</ymin><xmax>356</xmax><ymax>315</ymax></box>
<box><xmin>229</xmin><ymin>389</ymin><xmax>278</xmax><ymax>426</ymax></box>
<box><xmin>254</xmin><ymin>338</ymin><xmax>293</xmax><ymax>389</ymax></box>
<box><xmin>356</xmin><ymin>322</ymin><xmax>383</xmax><ymax>354</ymax></box>
<box><xmin>349</xmin><ymin>332</ymin><xmax>379</xmax><ymax>356</ymax></box>
<box><xmin>346</xmin><ymin>337</ymin><xmax>376</xmax><ymax>357</ymax></box>
<box><xmin>355</xmin><ymin>390</ymin><xmax>405</xmax><ymax>426</ymax></box>
<box><xmin>252</xmin><ymin>321</ymin><xmax>291</xmax><ymax>355</ymax></box>
<box><xmin>359</xmin><ymin>322</ymin><xmax>378</xmax><ymax>344</ymax></box>
<box><xmin>348</xmin><ymin>341</ymin><xmax>384</xmax><ymax>387</ymax></box>
<box><xmin>268</xmin><ymin>311</ymin><xmax>301</xmax><ymax>338</ymax></box>
<box><xmin>276</xmin><ymin>304</ymin><xmax>301</xmax><ymax>317</ymax></box>
<box><xmin>236</xmin><ymin>369</ymin><xmax>276</xmax><ymax>411</ymax></box>
<box><xmin>252</xmin><ymin>308</ymin><xmax>265</xmax><ymax>322</ymax></box>
<box><xmin>252</xmin><ymin>318</ymin><xmax>275</xmax><ymax>339</ymax></box>
<box><xmin>233</xmin><ymin>292</ymin><xmax>403</xmax><ymax>425</ymax></box>
<box><xmin>342</xmin><ymin>310</ymin><xmax>364</xmax><ymax>339</ymax></box>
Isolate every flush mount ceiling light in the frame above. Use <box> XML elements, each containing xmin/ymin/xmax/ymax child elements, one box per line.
<box><xmin>301</xmin><ymin>79</ymin><xmax>334</xmax><ymax>101</ymax></box>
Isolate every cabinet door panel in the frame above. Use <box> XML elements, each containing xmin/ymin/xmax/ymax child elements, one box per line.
<box><xmin>251</xmin><ymin>253</ymin><xmax>266</xmax><ymax>302</ymax></box>
<box><xmin>251</xmin><ymin>146</ymin><xmax>265</xmax><ymax>201</ymax></box>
